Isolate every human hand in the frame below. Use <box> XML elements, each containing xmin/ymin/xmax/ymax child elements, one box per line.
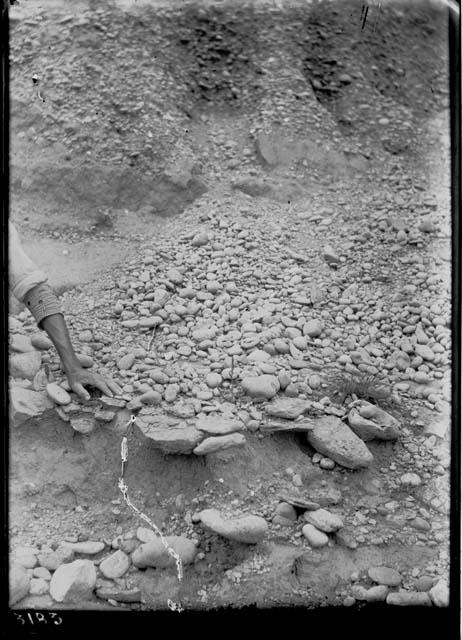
<box><xmin>66</xmin><ymin>367</ymin><xmax>122</xmax><ymax>402</ymax></box>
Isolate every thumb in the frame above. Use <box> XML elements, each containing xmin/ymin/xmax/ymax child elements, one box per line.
<box><xmin>72</xmin><ymin>383</ymin><xmax>90</xmax><ymax>402</ymax></box>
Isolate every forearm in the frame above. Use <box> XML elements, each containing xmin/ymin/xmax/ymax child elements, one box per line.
<box><xmin>22</xmin><ymin>282</ymin><xmax>80</xmax><ymax>375</ymax></box>
<box><xmin>40</xmin><ymin>313</ymin><xmax>81</xmax><ymax>375</ymax></box>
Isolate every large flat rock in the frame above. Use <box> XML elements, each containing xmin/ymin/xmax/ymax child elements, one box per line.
<box><xmin>135</xmin><ymin>416</ymin><xmax>204</xmax><ymax>454</ymax></box>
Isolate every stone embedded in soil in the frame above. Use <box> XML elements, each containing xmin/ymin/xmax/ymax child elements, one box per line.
<box><xmin>323</xmin><ymin>245</ymin><xmax>340</xmax><ymax>265</ymax></box>
<box><xmin>70</xmin><ymin>414</ymin><xmax>96</xmax><ymax>435</ymax></box>
<box><xmin>95</xmin><ymin>409</ymin><xmax>116</xmax><ymax>423</ymax></box>
<box><xmin>198</xmin><ymin>508</ymin><xmax>268</xmax><ymax>544</ymax></box>
<box><xmin>241</xmin><ymin>375</ymin><xmax>280</xmax><ymax>399</ymax></box>
<box><xmin>9</xmin><ymin>562</ymin><xmax>31</xmax><ymax>605</ymax></box>
<box><xmin>135</xmin><ymin>417</ymin><xmax>204</xmax><ymax>454</ymax></box>
<box><xmin>304</xmin><ymin>508</ymin><xmax>343</xmax><ymax>533</ymax></box>
<box><xmin>352</xmin><ymin>585</ymin><xmax>389</xmax><ymax>602</ymax></box>
<box><xmin>368</xmin><ymin>566</ymin><xmax>402</xmax><ymax>587</ymax></box>
<box><xmin>99</xmin><ymin>550</ymin><xmax>131</xmax><ymax>579</ymax></box>
<box><xmin>278</xmin><ymin>494</ymin><xmax>321</xmax><ymax>511</ymax></box>
<box><xmin>49</xmin><ymin>559</ymin><xmax>97</xmax><ymax>603</ymax></box>
<box><xmin>10</xmin><ymin>350</ymin><xmax>42</xmax><ymax>380</ymax></box>
<box><xmin>306</xmin><ymin>416</ymin><xmax>373</xmax><ymax>469</ymax></box>
<box><xmin>348</xmin><ymin>407</ymin><xmax>399</xmax><ymax>442</ymax></box>
<box><xmin>429</xmin><ymin>579</ymin><xmax>449</xmax><ymax>607</ymax></box>
<box><xmin>193</xmin><ymin>432</ymin><xmax>246</xmax><ymax>455</ymax></box>
<box><xmin>38</xmin><ymin>546</ymin><xmax>75</xmax><ymax>572</ymax></box>
<box><xmin>96</xmin><ymin>587</ymin><xmax>142</xmax><ymax>603</ymax></box>
<box><xmin>131</xmin><ymin>536</ymin><xmax>197</xmax><ymax>569</ymax></box>
<box><xmin>386</xmin><ymin>591</ymin><xmax>431</xmax><ymax>606</ymax></box>
<box><xmin>10</xmin><ymin>387</ymin><xmax>54</xmax><ymax>426</ymax></box>
<box><xmin>275</xmin><ymin>502</ymin><xmax>297</xmax><ymax>521</ymax></box>
<box><xmin>33</xmin><ymin>567</ymin><xmax>52</xmax><ymax>581</ymax></box>
<box><xmin>62</xmin><ymin>541</ymin><xmax>105</xmax><ymax>555</ymax></box>
<box><xmin>195</xmin><ymin>414</ymin><xmax>244</xmax><ymax>436</ymax></box>
<box><xmin>46</xmin><ymin>382</ymin><xmax>72</xmax><ymax>406</ymax></box>
<box><xmin>264</xmin><ymin>398</ymin><xmax>311</xmax><ymax>420</ymax></box>
<box><xmin>29</xmin><ymin>578</ymin><xmax>49</xmax><ymax>596</ymax></box>
<box><xmin>302</xmin><ymin>524</ymin><xmax>329</xmax><ymax>547</ymax></box>
<box><xmin>260</xmin><ymin>418</ymin><xmax>315</xmax><ymax>433</ymax></box>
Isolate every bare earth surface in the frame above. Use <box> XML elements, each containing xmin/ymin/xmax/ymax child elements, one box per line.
<box><xmin>8</xmin><ymin>0</ymin><xmax>452</xmax><ymax>613</ymax></box>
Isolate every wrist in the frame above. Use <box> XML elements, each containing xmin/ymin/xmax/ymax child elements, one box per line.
<box><xmin>62</xmin><ymin>357</ymin><xmax>82</xmax><ymax>376</ymax></box>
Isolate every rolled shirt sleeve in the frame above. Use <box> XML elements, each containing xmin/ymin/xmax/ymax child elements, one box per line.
<box><xmin>9</xmin><ymin>221</ymin><xmax>48</xmax><ymax>301</ymax></box>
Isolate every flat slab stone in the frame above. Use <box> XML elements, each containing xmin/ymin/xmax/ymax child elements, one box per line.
<box><xmin>96</xmin><ymin>587</ymin><xmax>142</xmax><ymax>603</ymax></box>
<box><xmin>195</xmin><ymin>415</ymin><xmax>245</xmax><ymax>436</ymax></box>
<box><xmin>368</xmin><ymin>566</ymin><xmax>402</xmax><ymax>587</ymax></box>
<box><xmin>260</xmin><ymin>419</ymin><xmax>315</xmax><ymax>433</ymax></box>
<box><xmin>193</xmin><ymin>432</ymin><xmax>246</xmax><ymax>455</ymax></box>
<box><xmin>386</xmin><ymin>591</ymin><xmax>431</xmax><ymax>606</ymax></box>
<box><xmin>198</xmin><ymin>508</ymin><xmax>268</xmax><ymax>544</ymax></box>
<box><xmin>135</xmin><ymin>417</ymin><xmax>204</xmax><ymax>455</ymax></box>
<box><xmin>306</xmin><ymin>416</ymin><xmax>373</xmax><ymax>470</ymax></box>
<box><xmin>265</xmin><ymin>398</ymin><xmax>312</xmax><ymax>420</ymax></box>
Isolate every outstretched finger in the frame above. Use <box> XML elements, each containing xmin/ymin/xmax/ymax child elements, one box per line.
<box><xmin>92</xmin><ymin>377</ymin><xmax>113</xmax><ymax>397</ymax></box>
<box><xmin>72</xmin><ymin>382</ymin><xmax>90</xmax><ymax>402</ymax></box>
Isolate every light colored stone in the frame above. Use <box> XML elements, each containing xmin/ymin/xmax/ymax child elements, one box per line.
<box><xmin>348</xmin><ymin>405</ymin><xmax>399</xmax><ymax>441</ymax></box>
<box><xmin>10</xmin><ymin>333</ymin><xmax>34</xmax><ymax>353</ymax></box>
<box><xmin>99</xmin><ymin>550</ymin><xmax>131</xmax><ymax>579</ymax></box>
<box><xmin>132</xmin><ymin>536</ymin><xmax>197</xmax><ymax>569</ymax></box>
<box><xmin>63</xmin><ymin>541</ymin><xmax>105</xmax><ymax>555</ymax></box>
<box><xmin>50</xmin><ymin>559</ymin><xmax>97</xmax><ymax>603</ymax></box>
<box><xmin>198</xmin><ymin>508</ymin><xmax>268</xmax><ymax>544</ymax></box>
<box><xmin>193</xmin><ymin>432</ymin><xmax>246</xmax><ymax>455</ymax></box>
<box><xmin>368</xmin><ymin>566</ymin><xmax>402</xmax><ymax>587</ymax></box>
<box><xmin>303</xmin><ymin>320</ymin><xmax>323</xmax><ymax>337</ymax></box>
<box><xmin>10</xmin><ymin>350</ymin><xmax>42</xmax><ymax>380</ymax></box>
<box><xmin>386</xmin><ymin>591</ymin><xmax>431</xmax><ymax>606</ymax></box>
<box><xmin>135</xmin><ymin>418</ymin><xmax>204</xmax><ymax>454</ymax></box>
<box><xmin>29</xmin><ymin>577</ymin><xmax>49</xmax><ymax>596</ymax></box>
<box><xmin>429</xmin><ymin>579</ymin><xmax>449</xmax><ymax>607</ymax></box>
<box><xmin>46</xmin><ymin>382</ymin><xmax>72</xmax><ymax>406</ymax></box>
<box><xmin>195</xmin><ymin>415</ymin><xmax>244</xmax><ymax>436</ymax></box>
<box><xmin>302</xmin><ymin>524</ymin><xmax>329</xmax><ymax>547</ymax></box>
<box><xmin>304</xmin><ymin>508</ymin><xmax>343</xmax><ymax>533</ymax></box>
<box><xmin>38</xmin><ymin>546</ymin><xmax>75</xmax><ymax>571</ymax></box>
<box><xmin>241</xmin><ymin>375</ymin><xmax>280</xmax><ymax>399</ymax></box>
<box><xmin>306</xmin><ymin>416</ymin><xmax>374</xmax><ymax>469</ymax></box>
<box><xmin>31</xmin><ymin>334</ymin><xmax>53</xmax><ymax>350</ymax></box>
<box><xmin>265</xmin><ymin>398</ymin><xmax>311</xmax><ymax>420</ymax></box>
<box><xmin>117</xmin><ymin>354</ymin><xmax>135</xmax><ymax>371</ymax></box>
<box><xmin>10</xmin><ymin>386</ymin><xmax>54</xmax><ymax>427</ymax></box>
<box><xmin>32</xmin><ymin>567</ymin><xmax>52</xmax><ymax>581</ymax></box>
<box><xmin>70</xmin><ymin>414</ymin><xmax>96</xmax><ymax>435</ymax></box>
<box><xmin>9</xmin><ymin>562</ymin><xmax>30</xmax><ymax>605</ymax></box>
